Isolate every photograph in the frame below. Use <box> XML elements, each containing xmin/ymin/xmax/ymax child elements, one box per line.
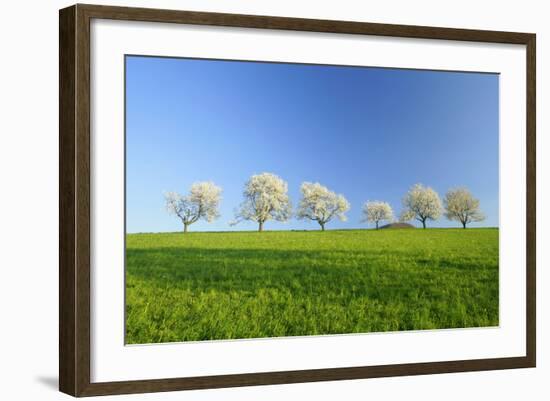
<box><xmin>124</xmin><ymin>55</ymin><xmax>499</xmax><ymax>345</ymax></box>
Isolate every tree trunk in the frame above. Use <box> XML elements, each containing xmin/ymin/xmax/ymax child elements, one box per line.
<box><xmin>258</xmin><ymin>221</ymin><xmax>264</xmax><ymax>232</ymax></box>
<box><xmin>422</xmin><ymin>220</ymin><xmax>426</xmax><ymax>229</ymax></box>
<box><xmin>462</xmin><ymin>221</ymin><xmax>467</xmax><ymax>229</ymax></box>
<box><xmin>320</xmin><ymin>222</ymin><xmax>325</xmax><ymax>231</ymax></box>
<box><xmin>183</xmin><ymin>223</ymin><xmax>189</xmax><ymax>233</ymax></box>
<box><xmin>376</xmin><ymin>221</ymin><xmax>379</xmax><ymax>230</ymax></box>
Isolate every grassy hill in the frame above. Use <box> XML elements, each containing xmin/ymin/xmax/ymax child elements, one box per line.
<box><xmin>125</xmin><ymin>228</ymin><xmax>499</xmax><ymax>344</ymax></box>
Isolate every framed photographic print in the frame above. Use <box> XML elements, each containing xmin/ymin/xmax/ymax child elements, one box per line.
<box><xmin>59</xmin><ymin>4</ymin><xmax>536</xmax><ymax>397</ymax></box>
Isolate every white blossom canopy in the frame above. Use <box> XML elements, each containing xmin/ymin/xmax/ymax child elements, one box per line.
<box><xmin>361</xmin><ymin>201</ymin><xmax>393</xmax><ymax>229</ymax></box>
<box><xmin>444</xmin><ymin>187</ymin><xmax>485</xmax><ymax>228</ymax></box>
<box><xmin>296</xmin><ymin>182</ymin><xmax>350</xmax><ymax>231</ymax></box>
<box><xmin>399</xmin><ymin>209</ymin><xmax>417</xmax><ymax>223</ymax></box>
<box><xmin>232</xmin><ymin>172</ymin><xmax>292</xmax><ymax>231</ymax></box>
<box><xmin>401</xmin><ymin>183</ymin><xmax>442</xmax><ymax>228</ymax></box>
<box><xmin>165</xmin><ymin>181</ymin><xmax>222</xmax><ymax>232</ymax></box>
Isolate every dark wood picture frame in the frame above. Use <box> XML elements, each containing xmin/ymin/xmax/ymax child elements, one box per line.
<box><xmin>59</xmin><ymin>3</ymin><xmax>536</xmax><ymax>397</ymax></box>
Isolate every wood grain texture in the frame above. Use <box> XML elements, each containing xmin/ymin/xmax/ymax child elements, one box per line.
<box><xmin>59</xmin><ymin>5</ymin><xmax>76</xmax><ymax>396</ymax></box>
<box><xmin>59</xmin><ymin>3</ymin><xmax>536</xmax><ymax>397</ymax></box>
<box><xmin>78</xmin><ymin>3</ymin><xmax>533</xmax><ymax>44</ymax></box>
<box><xmin>78</xmin><ymin>356</ymin><xmax>533</xmax><ymax>397</ymax></box>
<box><xmin>525</xmin><ymin>35</ymin><xmax>536</xmax><ymax>367</ymax></box>
<box><xmin>75</xmin><ymin>4</ymin><xmax>92</xmax><ymax>396</ymax></box>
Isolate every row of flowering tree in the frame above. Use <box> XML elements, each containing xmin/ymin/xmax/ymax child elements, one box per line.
<box><xmin>165</xmin><ymin>173</ymin><xmax>484</xmax><ymax>233</ymax></box>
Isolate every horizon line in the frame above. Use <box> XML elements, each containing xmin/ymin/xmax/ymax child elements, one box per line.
<box><xmin>127</xmin><ymin>226</ymin><xmax>500</xmax><ymax>235</ymax></box>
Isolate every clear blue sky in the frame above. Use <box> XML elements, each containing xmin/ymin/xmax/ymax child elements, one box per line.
<box><xmin>125</xmin><ymin>56</ymin><xmax>499</xmax><ymax>233</ymax></box>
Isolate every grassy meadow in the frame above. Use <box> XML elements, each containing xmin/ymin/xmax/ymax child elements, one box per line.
<box><xmin>125</xmin><ymin>228</ymin><xmax>499</xmax><ymax>344</ymax></box>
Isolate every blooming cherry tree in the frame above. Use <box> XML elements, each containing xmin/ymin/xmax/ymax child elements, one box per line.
<box><xmin>362</xmin><ymin>201</ymin><xmax>393</xmax><ymax>229</ymax></box>
<box><xmin>165</xmin><ymin>181</ymin><xmax>222</xmax><ymax>233</ymax></box>
<box><xmin>232</xmin><ymin>172</ymin><xmax>292</xmax><ymax>232</ymax></box>
<box><xmin>444</xmin><ymin>187</ymin><xmax>485</xmax><ymax>228</ymax></box>
<box><xmin>401</xmin><ymin>183</ymin><xmax>442</xmax><ymax>228</ymax></box>
<box><xmin>399</xmin><ymin>209</ymin><xmax>417</xmax><ymax>223</ymax></box>
<box><xmin>296</xmin><ymin>182</ymin><xmax>350</xmax><ymax>231</ymax></box>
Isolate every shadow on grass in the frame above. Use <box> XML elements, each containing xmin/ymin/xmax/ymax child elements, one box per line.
<box><xmin>126</xmin><ymin>247</ymin><xmax>497</xmax><ymax>296</ymax></box>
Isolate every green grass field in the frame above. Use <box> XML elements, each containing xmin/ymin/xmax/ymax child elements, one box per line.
<box><xmin>125</xmin><ymin>228</ymin><xmax>499</xmax><ymax>344</ymax></box>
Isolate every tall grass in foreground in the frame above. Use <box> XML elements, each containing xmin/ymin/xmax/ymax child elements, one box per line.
<box><xmin>125</xmin><ymin>228</ymin><xmax>498</xmax><ymax>344</ymax></box>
